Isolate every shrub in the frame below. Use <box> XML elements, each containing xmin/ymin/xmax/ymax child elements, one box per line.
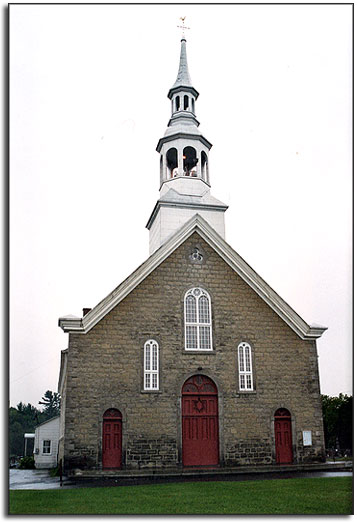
<box><xmin>49</xmin><ymin>466</ymin><xmax>59</xmax><ymax>477</ymax></box>
<box><xmin>19</xmin><ymin>456</ymin><xmax>35</xmax><ymax>469</ymax></box>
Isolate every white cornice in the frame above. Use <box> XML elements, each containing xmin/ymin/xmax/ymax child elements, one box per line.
<box><xmin>156</xmin><ymin>133</ymin><xmax>212</xmax><ymax>152</ymax></box>
<box><xmin>146</xmin><ymin>199</ymin><xmax>228</xmax><ymax>230</ymax></box>
<box><xmin>58</xmin><ymin>215</ymin><xmax>327</xmax><ymax>340</ymax></box>
<box><xmin>168</xmin><ymin>85</ymin><xmax>199</xmax><ymax>99</ymax></box>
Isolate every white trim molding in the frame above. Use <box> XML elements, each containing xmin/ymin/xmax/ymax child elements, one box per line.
<box><xmin>58</xmin><ymin>214</ymin><xmax>327</xmax><ymax>340</ymax></box>
<box><xmin>144</xmin><ymin>339</ymin><xmax>159</xmax><ymax>390</ymax></box>
<box><xmin>238</xmin><ymin>342</ymin><xmax>253</xmax><ymax>391</ymax></box>
<box><xmin>184</xmin><ymin>287</ymin><xmax>213</xmax><ymax>350</ymax></box>
<box><xmin>42</xmin><ymin>439</ymin><xmax>51</xmax><ymax>455</ymax></box>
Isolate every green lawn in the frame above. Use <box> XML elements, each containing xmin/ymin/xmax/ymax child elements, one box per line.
<box><xmin>9</xmin><ymin>477</ymin><xmax>353</xmax><ymax>515</ymax></box>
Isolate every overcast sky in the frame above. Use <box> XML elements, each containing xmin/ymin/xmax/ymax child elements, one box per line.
<box><xmin>10</xmin><ymin>4</ymin><xmax>352</xmax><ymax>408</ymax></box>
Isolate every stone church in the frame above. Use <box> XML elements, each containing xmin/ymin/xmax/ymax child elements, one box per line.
<box><xmin>58</xmin><ymin>36</ymin><xmax>327</xmax><ymax>474</ymax></box>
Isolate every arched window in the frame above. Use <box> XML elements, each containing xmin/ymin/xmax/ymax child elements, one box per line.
<box><xmin>184</xmin><ymin>95</ymin><xmax>189</xmax><ymax>110</ymax></box>
<box><xmin>175</xmin><ymin>96</ymin><xmax>180</xmax><ymax>111</ymax></box>
<box><xmin>184</xmin><ymin>288</ymin><xmax>212</xmax><ymax>350</ymax></box>
<box><xmin>144</xmin><ymin>340</ymin><xmax>159</xmax><ymax>390</ymax></box>
<box><xmin>238</xmin><ymin>342</ymin><xmax>253</xmax><ymax>390</ymax></box>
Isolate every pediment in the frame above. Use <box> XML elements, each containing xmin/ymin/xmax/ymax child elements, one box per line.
<box><xmin>59</xmin><ymin>214</ymin><xmax>327</xmax><ymax>340</ymax></box>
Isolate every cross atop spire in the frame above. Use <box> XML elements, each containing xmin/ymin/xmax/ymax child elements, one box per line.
<box><xmin>177</xmin><ymin>16</ymin><xmax>190</xmax><ymax>39</ymax></box>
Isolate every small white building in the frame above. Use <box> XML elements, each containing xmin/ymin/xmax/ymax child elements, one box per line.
<box><xmin>34</xmin><ymin>416</ymin><xmax>60</xmax><ymax>469</ymax></box>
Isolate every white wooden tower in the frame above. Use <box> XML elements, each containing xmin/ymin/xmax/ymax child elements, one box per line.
<box><xmin>146</xmin><ymin>32</ymin><xmax>228</xmax><ymax>254</ymax></box>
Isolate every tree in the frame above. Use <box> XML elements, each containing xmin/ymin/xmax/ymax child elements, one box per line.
<box><xmin>9</xmin><ymin>390</ymin><xmax>61</xmax><ymax>458</ymax></box>
<box><xmin>38</xmin><ymin>390</ymin><xmax>61</xmax><ymax>420</ymax></box>
<box><xmin>9</xmin><ymin>417</ymin><xmax>24</xmax><ymax>457</ymax></box>
<box><xmin>9</xmin><ymin>403</ymin><xmax>43</xmax><ymax>457</ymax></box>
<box><xmin>336</xmin><ymin>395</ymin><xmax>353</xmax><ymax>451</ymax></box>
<box><xmin>321</xmin><ymin>394</ymin><xmax>353</xmax><ymax>453</ymax></box>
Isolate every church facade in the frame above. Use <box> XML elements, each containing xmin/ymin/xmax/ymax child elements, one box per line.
<box><xmin>58</xmin><ymin>37</ymin><xmax>327</xmax><ymax>473</ymax></box>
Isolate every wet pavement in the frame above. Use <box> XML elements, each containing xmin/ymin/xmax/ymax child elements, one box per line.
<box><xmin>9</xmin><ymin>469</ymin><xmax>72</xmax><ymax>490</ymax></box>
<box><xmin>9</xmin><ymin>468</ymin><xmax>352</xmax><ymax>490</ymax></box>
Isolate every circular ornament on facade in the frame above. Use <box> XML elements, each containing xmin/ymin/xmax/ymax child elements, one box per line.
<box><xmin>189</xmin><ymin>247</ymin><xmax>204</xmax><ymax>264</ymax></box>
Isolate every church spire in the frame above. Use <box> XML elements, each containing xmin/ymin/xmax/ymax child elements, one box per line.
<box><xmin>157</xmin><ymin>33</ymin><xmax>207</xmax><ymax>176</ymax></box>
<box><xmin>168</xmin><ymin>38</ymin><xmax>198</xmax><ymax>98</ymax></box>
<box><xmin>167</xmin><ymin>36</ymin><xmax>199</xmax><ymax>116</ymax></box>
<box><xmin>146</xmin><ymin>31</ymin><xmax>228</xmax><ymax>254</ymax></box>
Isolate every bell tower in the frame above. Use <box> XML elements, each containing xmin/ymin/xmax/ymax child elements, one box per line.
<box><xmin>146</xmin><ymin>31</ymin><xmax>228</xmax><ymax>254</ymax></box>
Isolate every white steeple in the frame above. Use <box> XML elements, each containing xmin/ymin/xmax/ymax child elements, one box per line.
<box><xmin>146</xmin><ymin>35</ymin><xmax>228</xmax><ymax>254</ymax></box>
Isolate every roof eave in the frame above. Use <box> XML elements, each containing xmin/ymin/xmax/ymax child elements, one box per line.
<box><xmin>303</xmin><ymin>325</ymin><xmax>328</xmax><ymax>339</ymax></box>
<box><xmin>167</xmin><ymin>112</ymin><xmax>200</xmax><ymax>127</ymax></box>
<box><xmin>168</xmin><ymin>85</ymin><xmax>199</xmax><ymax>99</ymax></box>
<box><xmin>35</xmin><ymin>415</ymin><xmax>60</xmax><ymax>429</ymax></box>
<box><xmin>156</xmin><ymin>133</ymin><xmax>212</xmax><ymax>153</ymax></box>
<box><xmin>58</xmin><ymin>317</ymin><xmax>84</xmax><ymax>333</ymax></box>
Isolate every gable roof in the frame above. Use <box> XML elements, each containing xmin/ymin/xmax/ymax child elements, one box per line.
<box><xmin>35</xmin><ymin>415</ymin><xmax>60</xmax><ymax>429</ymax></box>
<box><xmin>58</xmin><ymin>214</ymin><xmax>327</xmax><ymax>340</ymax></box>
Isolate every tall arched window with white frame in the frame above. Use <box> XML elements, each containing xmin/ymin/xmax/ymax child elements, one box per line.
<box><xmin>238</xmin><ymin>342</ymin><xmax>253</xmax><ymax>390</ymax></box>
<box><xmin>184</xmin><ymin>288</ymin><xmax>212</xmax><ymax>350</ymax></box>
<box><xmin>144</xmin><ymin>340</ymin><xmax>159</xmax><ymax>390</ymax></box>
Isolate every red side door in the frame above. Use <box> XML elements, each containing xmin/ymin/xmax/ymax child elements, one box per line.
<box><xmin>274</xmin><ymin>410</ymin><xmax>293</xmax><ymax>464</ymax></box>
<box><xmin>182</xmin><ymin>375</ymin><xmax>219</xmax><ymax>467</ymax></box>
<box><xmin>102</xmin><ymin>410</ymin><xmax>122</xmax><ymax>469</ymax></box>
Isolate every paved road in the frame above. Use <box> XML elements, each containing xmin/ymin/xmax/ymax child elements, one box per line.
<box><xmin>9</xmin><ymin>468</ymin><xmax>352</xmax><ymax>490</ymax></box>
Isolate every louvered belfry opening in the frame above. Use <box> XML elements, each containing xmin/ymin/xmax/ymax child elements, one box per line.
<box><xmin>183</xmin><ymin>146</ymin><xmax>198</xmax><ymax>177</ymax></box>
<box><xmin>166</xmin><ymin>147</ymin><xmax>178</xmax><ymax>178</ymax></box>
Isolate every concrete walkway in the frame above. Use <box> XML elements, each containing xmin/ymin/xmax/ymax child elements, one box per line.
<box><xmin>9</xmin><ymin>469</ymin><xmax>72</xmax><ymax>490</ymax></box>
<box><xmin>9</xmin><ymin>463</ymin><xmax>352</xmax><ymax>490</ymax></box>
<box><xmin>69</xmin><ymin>460</ymin><xmax>353</xmax><ymax>478</ymax></box>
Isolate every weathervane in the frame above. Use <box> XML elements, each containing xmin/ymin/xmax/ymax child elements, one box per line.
<box><xmin>177</xmin><ymin>16</ymin><xmax>190</xmax><ymax>39</ymax></box>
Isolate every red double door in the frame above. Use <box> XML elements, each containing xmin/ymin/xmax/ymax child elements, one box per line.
<box><xmin>182</xmin><ymin>375</ymin><xmax>219</xmax><ymax>467</ymax></box>
<box><xmin>274</xmin><ymin>409</ymin><xmax>293</xmax><ymax>464</ymax></box>
<box><xmin>102</xmin><ymin>409</ymin><xmax>122</xmax><ymax>469</ymax></box>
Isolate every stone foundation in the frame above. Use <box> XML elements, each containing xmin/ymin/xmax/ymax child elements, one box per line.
<box><xmin>126</xmin><ymin>436</ymin><xmax>178</xmax><ymax>469</ymax></box>
<box><xmin>225</xmin><ymin>439</ymin><xmax>273</xmax><ymax>466</ymax></box>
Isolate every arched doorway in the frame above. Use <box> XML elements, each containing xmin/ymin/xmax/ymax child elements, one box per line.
<box><xmin>102</xmin><ymin>408</ymin><xmax>122</xmax><ymax>469</ymax></box>
<box><xmin>274</xmin><ymin>408</ymin><xmax>293</xmax><ymax>464</ymax></box>
<box><xmin>182</xmin><ymin>375</ymin><xmax>219</xmax><ymax>467</ymax></box>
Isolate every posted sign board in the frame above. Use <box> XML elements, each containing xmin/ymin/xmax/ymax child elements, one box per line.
<box><xmin>303</xmin><ymin>430</ymin><xmax>312</xmax><ymax>446</ymax></box>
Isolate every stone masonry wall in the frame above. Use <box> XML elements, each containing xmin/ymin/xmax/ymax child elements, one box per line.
<box><xmin>126</xmin><ymin>436</ymin><xmax>177</xmax><ymax>469</ymax></box>
<box><xmin>63</xmin><ymin>233</ymin><xmax>325</xmax><ymax>471</ymax></box>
